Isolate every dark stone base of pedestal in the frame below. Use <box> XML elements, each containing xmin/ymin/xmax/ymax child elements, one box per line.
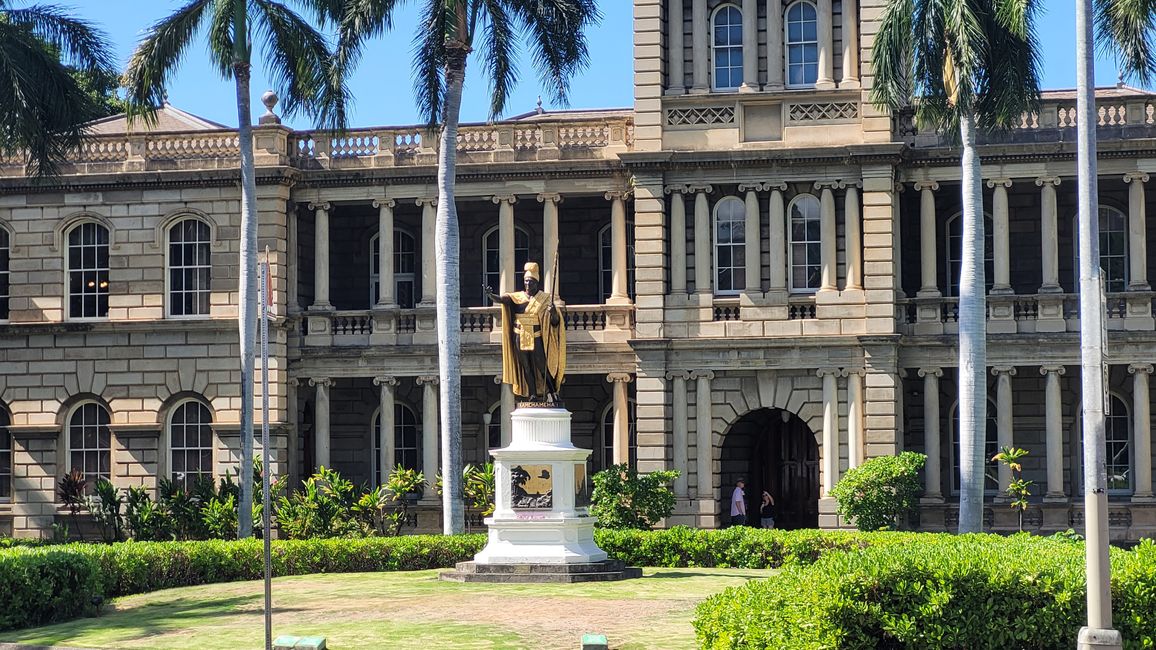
<box><xmin>439</xmin><ymin>559</ymin><xmax>642</xmax><ymax>583</ymax></box>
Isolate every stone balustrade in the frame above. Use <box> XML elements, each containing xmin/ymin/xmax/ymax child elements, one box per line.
<box><xmin>896</xmin><ymin>292</ymin><xmax>1156</xmax><ymax>335</ymax></box>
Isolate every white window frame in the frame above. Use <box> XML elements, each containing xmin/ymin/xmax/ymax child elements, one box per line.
<box><xmin>787</xmin><ymin>194</ymin><xmax>822</xmax><ymax>294</ymax></box>
<box><xmin>482</xmin><ymin>225</ymin><xmax>530</xmax><ymax>301</ymax></box>
<box><xmin>0</xmin><ymin>224</ymin><xmax>10</xmax><ymax>322</ymax></box>
<box><xmin>370</xmin><ymin>229</ymin><xmax>418</xmax><ymax>309</ymax></box>
<box><xmin>1097</xmin><ymin>205</ymin><xmax>1129</xmax><ymax>293</ymax></box>
<box><xmin>945</xmin><ymin>212</ymin><xmax>995</xmax><ymax>297</ymax></box>
<box><xmin>1105</xmin><ymin>392</ymin><xmax>1133</xmax><ymax>494</ymax></box>
<box><xmin>598</xmin><ymin>222</ymin><xmax>636</xmax><ymax>303</ymax></box>
<box><xmin>65</xmin><ymin>401</ymin><xmax>112</xmax><ymax>492</ymax></box>
<box><xmin>0</xmin><ymin>405</ymin><xmax>11</xmax><ymax>502</ymax></box>
<box><xmin>166</xmin><ymin>218</ymin><xmax>213</xmax><ymax>319</ymax></box>
<box><xmin>948</xmin><ymin>398</ymin><xmax>1000</xmax><ymax>496</ymax></box>
<box><xmin>785</xmin><ymin>1</ymin><xmax>819</xmax><ymax>88</ymax></box>
<box><xmin>167</xmin><ymin>400</ymin><xmax>215</xmax><ymax>490</ymax></box>
<box><xmin>711</xmin><ymin>4</ymin><xmax>744</xmax><ymax>91</ymax></box>
<box><xmin>713</xmin><ymin>196</ymin><xmax>746</xmax><ymax>295</ymax></box>
<box><xmin>66</xmin><ymin>222</ymin><xmax>110</xmax><ymax>321</ymax></box>
<box><xmin>597</xmin><ymin>399</ymin><xmax>637</xmax><ymax>474</ymax></box>
<box><xmin>372</xmin><ymin>403</ymin><xmax>422</xmax><ymax>485</ymax></box>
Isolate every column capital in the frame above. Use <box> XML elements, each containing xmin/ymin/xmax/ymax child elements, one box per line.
<box><xmin>991</xmin><ymin>366</ymin><xmax>1018</xmax><ymax>377</ymax></box>
<box><xmin>665</xmin><ymin>370</ymin><xmax>692</xmax><ymax>381</ymax></box>
<box><xmin>1035</xmin><ymin>176</ymin><xmax>1062</xmax><ymax>187</ymax></box>
<box><xmin>1129</xmin><ymin>363</ymin><xmax>1155</xmax><ymax>375</ymax></box>
<box><xmin>737</xmin><ymin>182</ymin><xmax>764</xmax><ymax>194</ymax></box>
<box><xmin>765</xmin><ymin>181</ymin><xmax>788</xmax><ymax>192</ymax></box>
<box><xmin>664</xmin><ymin>184</ymin><xmax>692</xmax><ymax>195</ymax></box>
<box><xmin>493</xmin><ymin>374</ymin><xmax>503</xmax><ymax>385</ymax></box>
<box><xmin>690</xmin><ymin>369</ymin><xmax>715</xmax><ymax>381</ymax></box>
<box><xmin>287</xmin><ymin>377</ymin><xmax>301</xmax><ymax>387</ymax></box>
<box><xmin>816</xmin><ymin>368</ymin><xmax>841</xmax><ymax>378</ymax></box>
<box><xmin>372</xmin><ymin>198</ymin><xmax>396</xmax><ymax>209</ymax></box>
<box><xmin>1124</xmin><ymin>171</ymin><xmax>1151</xmax><ymax>184</ymax></box>
<box><xmin>415</xmin><ymin>197</ymin><xmax>437</xmax><ymax>208</ymax></box>
<box><xmin>536</xmin><ymin>192</ymin><xmax>563</xmax><ymax>204</ymax></box>
<box><xmin>687</xmin><ymin>184</ymin><xmax>714</xmax><ymax>195</ymax></box>
<box><xmin>894</xmin><ymin>182</ymin><xmax>907</xmax><ymax>193</ymax></box>
<box><xmin>1040</xmin><ymin>365</ymin><xmax>1068</xmax><ymax>376</ymax></box>
<box><xmin>917</xmin><ymin>367</ymin><xmax>943</xmax><ymax>378</ymax></box>
<box><xmin>308</xmin><ymin>377</ymin><xmax>333</xmax><ymax>388</ymax></box>
<box><xmin>986</xmin><ymin>178</ymin><xmax>1013</xmax><ymax>189</ymax></box>
<box><xmin>374</xmin><ymin>375</ymin><xmax>399</xmax><ymax>387</ymax></box>
<box><xmin>813</xmin><ymin>180</ymin><xmax>843</xmax><ymax>191</ymax></box>
<box><xmin>839</xmin><ymin>367</ymin><xmax>866</xmax><ymax>378</ymax></box>
<box><xmin>417</xmin><ymin>375</ymin><xmax>440</xmax><ymax>386</ymax></box>
<box><xmin>606</xmin><ymin>372</ymin><xmax>634</xmax><ymax>384</ymax></box>
<box><xmin>604</xmin><ymin>190</ymin><xmax>632</xmax><ymax>202</ymax></box>
<box><xmin>913</xmin><ymin>180</ymin><xmax>939</xmax><ymax>192</ymax></box>
<box><xmin>308</xmin><ymin>201</ymin><xmax>331</xmax><ymax>212</ymax></box>
<box><xmin>491</xmin><ymin>194</ymin><xmax>518</xmax><ymax>205</ymax></box>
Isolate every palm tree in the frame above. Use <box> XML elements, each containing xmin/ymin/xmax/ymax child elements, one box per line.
<box><xmin>337</xmin><ymin>0</ymin><xmax>599</xmax><ymax>534</ymax></box>
<box><xmin>871</xmin><ymin>0</ymin><xmax>1041</xmax><ymax>534</ymax></box>
<box><xmin>124</xmin><ymin>0</ymin><xmax>349</xmax><ymax>538</ymax></box>
<box><xmin>1076</xmin><ymin>0</ymin><xmax>1156</xmax><ymax>638</ymax></box>
<box><xmin>0</xmin><ymin>2</ymin><xmax>116</xmax><ymax>176</ymax></box>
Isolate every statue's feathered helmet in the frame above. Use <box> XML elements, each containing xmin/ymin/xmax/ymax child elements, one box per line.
<box><xmin>523</xmin><ymin>262</ymin><xmax>541</xmax><ymax>282</ymax></box>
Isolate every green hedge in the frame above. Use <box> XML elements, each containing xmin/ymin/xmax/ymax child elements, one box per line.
<box><xmin>0</xmin><ymin>549</ymin><xmax>102</xmax><ymax>630</ymax></box>
<box><xmin>694</xmin><ymin>534</ymin><xmax>1156</xmax><ymax>649</ymax></box>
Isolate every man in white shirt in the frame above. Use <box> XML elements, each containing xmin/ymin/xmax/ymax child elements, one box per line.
<box><xmin>730</xmin><ymin>478</ymin><xmax>747</xmax><ymax>527</ymax></box>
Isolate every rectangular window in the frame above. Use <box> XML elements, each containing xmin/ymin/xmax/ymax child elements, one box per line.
<box><xmin>0</xmin><ymin>414</ymin><xmax>10</xmax><ymax>500</ymax></box>
<box><xmin>169</xmin><ymin>220</ymin><xmax>212</xmax><ymax>317</ymax></box>
<box><xmin>67</xmin><ymin>223</ymin><xmax>109</xmax><ymax>319</ymax></box>
<box><xmin>0</xmin><ymin>228</ymin><xmax>9</xmax><ymax>320</ymax></box>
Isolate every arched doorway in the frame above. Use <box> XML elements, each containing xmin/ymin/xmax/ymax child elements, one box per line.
<box><xmin>720</xmin><ymin>408</ymin><xmax>819</xmax><ymax>529</ymax></box>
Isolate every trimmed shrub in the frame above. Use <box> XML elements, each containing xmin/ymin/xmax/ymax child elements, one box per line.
<box><xmin>0</xmin><ymin>549</ymin><xmax>102</xmax><ymax>630</ymax></box>
<box><xmin>694</xmin><ymin>534</ymin><xmax>1156</xmax><ymax>649</ymax></box>
<box><xmin>830</xmin><ymin>451</ymin><xmax>925</xmax><ymax>531</ymax></box>
<box><xmin>590</xmin><ymin>464</ymin><xmax>679</xmax><ymax>530</ymax></box>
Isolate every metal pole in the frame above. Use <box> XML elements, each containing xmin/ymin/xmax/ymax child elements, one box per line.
<box><xmin>261</xmin><ymin>247</ymin><xmax>273</xmax><ymax>650</ymax></box>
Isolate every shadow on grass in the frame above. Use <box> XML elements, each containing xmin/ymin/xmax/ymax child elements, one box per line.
<box><xmin>643</xmin><ymin>570</ymin><xmax>773</xmax><ymax>580</ymax></box>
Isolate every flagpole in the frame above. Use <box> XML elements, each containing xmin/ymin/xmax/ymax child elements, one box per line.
<box><xmin>260</xmin><ymin>246</ymin><xmax>273</xmax><ymax>650</ymax></box>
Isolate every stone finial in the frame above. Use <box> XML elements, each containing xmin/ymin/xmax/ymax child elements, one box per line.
<box><xmin>259</xmin><ymin>90</ymin><xmax>281</xmax><ymax>125</ymax></box>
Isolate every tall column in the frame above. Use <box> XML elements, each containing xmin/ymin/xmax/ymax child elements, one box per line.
<box><xmin>1125</xmin><ymin>172</ymin><xmax>1150</xmax><ymax>290</ymax></box>
<box><xmin>767</xmin><ymin>183</ymin><xmax>787</xmax><ymax>293</ymax></box>
<box><xmin>493</xmin><ymin>374</ymin><xmax>514</xmax><ymax>447</ymax></box>
<box><xmin>606</xmin><ymin>191</ymin><xmax>631</xmax><ymax>304</ymax></box>
<box><xmin>893</xmin><ymin>183</ymin><xmax>905</xmax><ymax>297</ymax></box>
<box><xmin>416</xmin><ymin>198</ymin><xmax>437</xmax><ymax>304</ymax></box>
<box><xmin>694</xmin><ymin>186</ymin><xmax>713</xmax><ymax>295</ymax></box>
<box><xmin>1041</xmin><ymin>365</ymin><xmax>1066</xmax><ymax>499</ymax></box>
<box><xmin>993</xmin><ymin>366</ymin><xmax>1017</xmax><ymax>494</ymax></box>
<box><xmin>288</xmin><ymin>205</ymin><xmax>300</xmax><ymax>312</ymax></box>
<box><xmin>309</xmin><ymin>202</ymin><xmax>333</xmax><ymax>310</ymax></box>
<box><xmin>819</xmin><ymin>369</ymin><xmax>839</xmax><ymax>494</ymax></box>
<box><xmin>690</xmin><ymin>0</ymin><xmax>709</xmax><ymax>93</ymax></box>
<box><xmin>538</xmin><ymin>193</ymin><xmax>561</xmax><ymax>288</ymax></box>
<box><xmin>667</xmin><ymin>0</ymin><xmax>686</xmax><ymax>95</ymax></box>
<box><xmin>693</xmin><ymin>370</ymin><xmax>714</xmax><ymax>498</ymax></box>
<box><xmin>309</xmin><ymin>377</ymin><xmax>332</xmax><ymax>469</ymax></box>
<box><xmin>495</xmin><ymin>195</ymin><xmax>518</xmax><ymax>293</ymax></box>
<box><xmin>919</xmin><ymin>368</ymin><xmax>944</xmax><ymax>500</ymax></box>
<box><xmin>667</xmin><ymin>371</ymin><xmax>691</xmax><ymax>498</ymax></box>
<box><xmin>815</xmin><ymin>0</ymin><xmax>835</xmax><ymax>89</ymax></box>
<box><xmin>839</xmin><ymin>0</ymin><xmax>860</xmax><ymax>88</ymax></box>
<box><xmin>374</xmin><ymin>376</ymin><xmax>398</xmax><ymax>481</ymax></box>
<box><xmin>845</xmin><ymin>368</ymin><xmax>865</xmax><ymax>469</ymax></box>
<box><xmin>418</xmin><ymin>376</ymin><xmax>439</xmax><ymax>478</ymax></box>
<box><xmin>844</xmin><ymin>183</ymin><xmax>862</xmax><ymax>291</ymax></box>
<box><xmin>915</xmin><ymin>181</ymin><xmax>940</xmax><ymax>297</ymax></box>
<box><xmin>1130</xmin><ymin>364</ymin><xmax>1154</xmax><ymax>500</ymax></box>
<box><xmin>668</xmin><ymin>186</ymin><xmax>689</xmax><ymax>294</ymax></box>
<box><xmin>766</xmin><ymin>0</ymin><xmax>784</xmax><ymax>89</ymax></box>
<box><xmin>375</xmin><ymin>199</ymin><xmax>396</xmax><ymax>307</ymax></box>
<box><xmin>740</xmin><ymin>0</ymin><xmax>758</xmax><ymax>92</ymax></box>
<box><xmin>989</xmin><ymin>179</ymin><xmax>1013</xmax><ymax>294</ymax></box>
<box><xmin>740</xmin><ymin>183</ymin><xmax>762</xmax><ymax>293</ymax></box>
<box><xmin>1037</xmin><ymin>177</ymin><xmax>1062</xmax><ymax>292</ymax></box>
<box><xmin>608</xmin><ymin>373</ymin><xmax>634</xmax><ymax>464</ymax></box>
<box><xmin>816</xmin><ymin>183</ymin><xmax>837</xmax><ymax>292</ymax></box>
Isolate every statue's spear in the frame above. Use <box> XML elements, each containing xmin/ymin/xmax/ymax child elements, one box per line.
<box><xmin>550</xmin><ymin>248</ymin><xmax>560</xmax><ymax>307</ymax></box>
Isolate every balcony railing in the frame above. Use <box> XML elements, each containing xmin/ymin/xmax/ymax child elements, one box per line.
<box><xmin>896</xmin><ymin>292</ymin><xmax>1156</xmax><ymax>335</ymax></box>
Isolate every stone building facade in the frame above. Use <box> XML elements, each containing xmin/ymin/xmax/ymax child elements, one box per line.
<box><xmin>1</xmin><ymin>0</ymin><xmax>1154</xmax><ymax>539</ymax></box>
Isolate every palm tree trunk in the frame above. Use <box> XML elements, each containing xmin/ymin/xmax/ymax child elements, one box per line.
<box><xmin>956</xmin><ymin>110</ymin><xmax>986</xmax><ymax>534</ymax></box>
<box><xmin>436</xmin><ymin>50</ymin><xmax>467</xmax><ymax>535</ymax></box>
<box><xmin>232</xmin><ymin>5</ymin><xmax>256</xmax><ymax>539</ymax></box>
<box><xmin>1076</xmin><ymin>0</ymin><xmax>1116</xmax><ymax>635</ymax></box>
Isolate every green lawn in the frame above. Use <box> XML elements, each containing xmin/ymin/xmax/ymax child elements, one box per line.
<box><xmin>2</xmin><ymin>568</ymin><xmax>772</xmax><ymax>649</ymax></box>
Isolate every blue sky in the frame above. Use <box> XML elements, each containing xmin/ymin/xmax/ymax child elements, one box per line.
<box><xmin>79</xmin><ymin>1</ymin><xmax>1123</xmax><ymax>130</ymax></box>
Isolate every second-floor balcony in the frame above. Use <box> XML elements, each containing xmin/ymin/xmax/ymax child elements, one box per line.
<box><xmin>897</xmin><ymin>292</ymin><xmax>1156</xmax><ymax>336</ymax></box>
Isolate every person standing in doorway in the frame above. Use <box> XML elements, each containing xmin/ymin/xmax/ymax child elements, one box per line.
<box><xmin>760</xmin><ymin>491</ymin><xmax>776</xmax><ymax>529</ymax></box>
<box><xmin>730</xmin><ymin>478</ymin><xmax>747</xmax><ymax>527</ymax></box>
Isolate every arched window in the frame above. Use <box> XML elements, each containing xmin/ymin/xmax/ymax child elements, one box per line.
<box><xmin>1098</xmin><ymin>206</ymin><xmax>1129</xmax><ymax>292</ymax></box>
<box><xmin>370</xmin><ymin>229</ymin><xmax>417</xmax><ymax>308</ymax></box>
<box><xmin>0</xmin><ymin>226</ymin><xmax>9</xmax><ymax>321</ymax></box>
<box><xmin>788</xmin><ymin>194</ymin><xmax>822</xmax><ymax>292</ymax></box>
<box><xmin>945</xmin><ymin>213</ymin><xmax>995</xmax><ymax>297</ymax></box>
<box><xmin>1106</xmin><ymin>393</ymin><xmax>1132</xmax><ymax>492</ymax></box>
<box><xmin>785</xmin><ymin>2</ymin><xmax>819</xmax><ymax>87</ymax></box>
<box><xmin>482</xmin><ymin>226</ymin><xmax>529</xmax><ymax>301</ymax></box>
<box><xmin>597</xmin><ymin>401</ymin><xmax>637</xmax><ymax>474</ymax></box>
<box><xmin>599</xmin><ymin>223</ymin><xmax>636</xmax><ymax>302</ymax></box>
<box><xmin>486</xmin><ymin>402</ymin><xmax>502</xmax><ymax>451</ymax></box>
<box><xmin>169</xmin><ymin>401</ymin><xmax>213</xmax><ymax>490</ymax></box>
<box><xmin>67</xmin><ymin>222</ymin><xmax>109</xmax><ymax>319</ymax></box>
<box><xmin>713</xmin><ymin>197</ymin><xmax>746</xmax><ymax>295</ymax></box>
<box><xmin>712</xmin><ymin>5</ymin><xmax>743</xmax><ymax>91</ymax></box>
<box><xmin>0</xmin><ymin>406</ymin><xmax>10</xmax><ymax>500</ymax></box>
<box><xmin>372</xmin><ymin>404</ymin><xmax>422</xmax><ymax>485</ymax></box>
<box><xmin>949</xmin><ymin>399</ymin><xmax>999</xmax><ymax>494</ymax></box>
<box><xmin>168</xmin><ymin>218</ymin><xmax>212</xmax><ymax>317</ymax></box>
<box><xmin>67</xmin><ymin>402</ymin><xmax>111</xmax><ymax>492</ymax></box>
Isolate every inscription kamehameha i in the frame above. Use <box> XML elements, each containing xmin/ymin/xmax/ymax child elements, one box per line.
<box><xmin>485</xmin><ymin>260</ymin><xmax>566</xmax><ymax>406</ymax></box>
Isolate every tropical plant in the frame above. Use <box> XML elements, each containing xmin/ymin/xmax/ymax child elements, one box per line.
<box><xmin>57</xmin><ymin>469</ymin><xmax>87</xmax><ymax>539</ymax></box>
<box><xmin>831</xmin><ymin>452</ymin><xmax>926</xmax><ymax>532</ymax></box>
<box><xmin>992</xmin><ymin>446</ymin><xmax>1032</xmax><ymax>532</ymax></box>
<box><xmin>871</xmin><ymin>0</ymin><xmax>1041</xmax><ymax>533</ymax></box>
<box><xmin>381</xmin><ymin>466</ymin><xmax>427</xmax><ymax>536</ymax></box>
<box><xmin>0</xmin><ymin>1</ymin><xmax>117</xmax><ymax>176</ymax></box>
<box><xmin>124</xmin><ymin>485</ymin><xmax>170</xmax><ymax>541</ymax></box>
<box><xmin>336</xmin><ymin>0</ymin><xmax>601</xmax><ymax>534</ymax></box>
<box><xmin>590</xmin><ymin>464</ymin><xmax>679</xmax><ymax>530</ymax></box>
<box><xmin>86</xmin><ymin>478</ymin><xmax>124</xmax><ymax>543</ymax></box>
<box><xmin>274</xmin><ymin>466</ymin><xmax>369</xmax><ymax>539</ymax></box>
<box><xmin>123</xmin><ymin>0</ymin><xmax>351</xmax><ymax>538</ymax></box>
<box><xmin>464</xmin><ymin>463</ymin><xmax>496</xmax><ymax>517</ymax></box>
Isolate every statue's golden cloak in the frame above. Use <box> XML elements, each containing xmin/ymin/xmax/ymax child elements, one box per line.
<box><xmin>498</xmin><ymin>291</ymin><xmax>566</xmax><ymax>398</ymax></box>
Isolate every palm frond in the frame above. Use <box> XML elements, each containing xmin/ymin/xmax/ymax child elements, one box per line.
<box><xmin>869</xmin><ymin>0</ymin><xmax>916</xmax><ymax>110</ymax></box>
<box><xmin>412</xmin><ymin>0</ymin><xmax>449</xmax><ymax>127</ymax></box>
<box><xmin>976</xmin><ymin>0</ymin><xmax>1041</xmax><ymax>129</ymax></box>
<box><xmin>505</xmin><ymin>0</ymin><xmax>598</xmax><ymax>109</ymax></box>
<box><xmin>478</xmin><ymin>0</ymin><xmax>517</xmax><ymax>119</ymax></box>
<box><xmin>207</xmin><ymin>0</ymin><xmax>241</xmax><ymax>74</ymax></box>
<box><xmin>1095</xmin><ymin>0</ymin><xmax>1156</xmax><ymax>85</ymax></box>
<box><xmin>123</xmin><ymin>0</ymin><xmax>216</xmax><ymax>123</ymax></box>
<box><xmin>3</xmin><ymin>3</ymin><xmax>115</xmax><ymax>74</ymax></box>
<box><xmin>336</xmin><ymin>0</ymin><xmax>406</xmax><ymax>73</ymax></box>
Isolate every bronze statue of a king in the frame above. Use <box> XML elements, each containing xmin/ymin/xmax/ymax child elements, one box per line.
<box><xmin>485</xmin><ymin>262</ymin><xmax>566</xmax><ymax>405</ymax></box>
